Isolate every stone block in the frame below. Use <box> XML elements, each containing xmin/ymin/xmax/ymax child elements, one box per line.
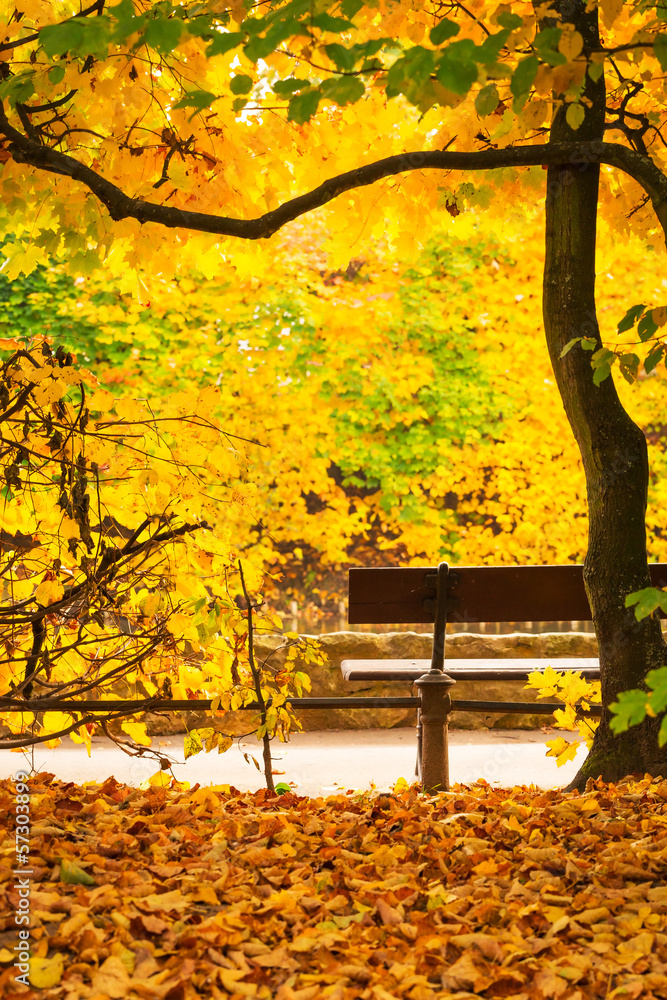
<box><xmin>138</xmin><ymin>629</ymin><xmax>600</xmax><ymax>735</ymax></box>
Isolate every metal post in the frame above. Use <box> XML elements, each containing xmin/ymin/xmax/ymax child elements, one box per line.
<box><xmin>416</xmin><ymin>561</ymin><xmax>456</xmax><ymax>792</ymax></box>
<box><xmin>414</xmin><ymin>671</ymin><xmax>456</xmax><ymax>791</ymax></box>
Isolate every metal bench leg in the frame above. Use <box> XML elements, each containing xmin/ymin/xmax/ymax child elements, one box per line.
<box><xmin>415</xmin><ymin>673</ymin><xmax>454</xmax><ymax>792</ymax></box>
<box><xmin>415</xmin><ymin>707</ymin><xmax>422</xmax><ymax>779</ymax></box>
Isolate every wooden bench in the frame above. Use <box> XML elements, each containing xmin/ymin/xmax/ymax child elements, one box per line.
<box><xmin>343</xmin><ymin>562</ymin><xmax>667</xmax><ymax>792</ymax></box>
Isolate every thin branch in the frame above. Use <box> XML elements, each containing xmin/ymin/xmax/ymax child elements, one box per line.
<box><xmin>238</xmin><ymin>559</ymin><xmax>274</xmax><ymax>793</ymax></box>
<box><xmin>21</xmin><ymin>90</ymin><xmax>78</xmax><ymax>114</ymax></box>
<box><xmin>1</xmin><ymin>103</ymin><xmax>666</xmax><ymax>242</ymax></box>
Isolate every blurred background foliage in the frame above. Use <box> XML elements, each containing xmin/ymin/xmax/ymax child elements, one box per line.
<box><xmin>3</xmin><ymin>215</ymin><xmax>667</xmax><ymax>618</ymax></box>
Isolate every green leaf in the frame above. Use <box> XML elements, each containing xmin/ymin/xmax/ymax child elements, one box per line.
<box><xmin>76</xmin><ymin>18</ymin><xmax>112</xmax><ymax>56</ymax></box>
<box><xmin>320</xmin><ymin>76</ymin><xmax>365</xmax><ymax>106</ymax></box>
<box><xmin>617</xmin><ymin>303</ymin><xmax>646</xmax><ymax>333</ymax></box>
<box><xmin>60</xmin><ymin>858</ymin><xmax>96</xmax><ymax>885</ymax></box>
<box><xmin>429</xmin><ymin>19</ymin><xmax>460</xmax><ymax>46</ymax></box>
<box><xmin>592</xmin><ymin>363</ymin><xmax>612</xmax><ymax>385</ymax></box>
<box><xmin>341</xmin><ymin>0</ymin><xmax>363</xmax><ymax>16</ymax></box>
<box><xmin>241</xmin><ymin>17</ymin><xmax>267</xmax><ymax>35</ymax></box>
<box><xmin>581</xmin><ymin>337</ymin><xmax>597</xmax><ymax>350</ymax></box>
<box><xmin>510</xmin><ymin>56</ymin><xmax>539</xmax><ymax>100</ymax></box>
<box><xmin>230</xmin><ymin>74</ymin><xmax>253</xmax><ymax>95</ymax></box>
<box><xmin>654</xmin><ymin>33</ymin><xmax>667</xmax><ymax>70</ymax></box>
<box><xmin>609</xmin><ymin>688</ymin><xmax>649</xmax><ymax>733</ymax></box>
<box><xmin>659</xmin><ymin>714</ymin><xmax>667</xmax><ymax>748</ymax></box>
<box><xmin>566</xmin><ymin>102</ymin><xmax>585</xmax><ymax>130</ymax></box>
<box><xmin>533</xmin><ymin>27</ymin><xmax>566</xmax><ymax>66</ymax></box>
<box><xmin>232</xmin><ymin>97</ymin><xmax>248</xmax><ymax>112</ymax></box>
<box><xmin>244</xmin><ymin>18</ymin><xmax>304</xmax><ymax>62</ymax></box>
<box><xmin>387</xmin><ymin>47</ymin><xmax>437</xmax><ymax>102</ymax></box>
<box><xmin>619</xmin><ymin>352</ymin><xmax>640</xmax><ymax>383</ymax></box>
<box><xmin>645</xmin><ymin>343</ymin><xmax>665</xmax><ymax>374</ymax></box>
<box><xmin>436</xmin><ymin>50</ymin><xmax>478</xmax><ymax>96</ymax></box>
<box><xmin>109</xmin><ymin>1</ymin><xmax>147</xmax><ymax>44</ymax></box>
<box><xmin>354</xmin><ymin>38</ymin><xmax>389</xmax><ymax>60</ymax></box>
<box><xmin>497</xmin><ymin>12</ymin><xmax>524</xmax><ymax>30</ymax></box>
<box><xmin>172</xmin><ymin>90</ymin><xmax>216</xmax><ymax>113</ymax></box>
<box><xmin>588</xmin><ymin>60</ymin><xmax>604</xmax><ymax>82</ymax></box>
<box><xmin>638</xmin><ymin>311</ymin><xmax>659</xmax><ymax>341</ymax></box>
<box><xmin>48</xmin><ymin>65</ymin><xmax>66</xmax><ymax>85</ymax></box>
<box><xmin>475</xmin><ymin>83</ymin><xmax>499</xmax><ymax>117</ymax></box>
<box><xmin>311</xmin><ymin>13</ymin><xmax>354</xmax><ymax>32</ymax></box>
<box><xmin>275</xmin><ymin>782</ymin><xmax>291</xmax><ymax>794</ymax></box>
<box><xmin>646</xmin><ymin>666</ymin><xmax>667</xmax><ymax>715</ymax></box>
<box><xmin>0</xmin><ymin>71</ymin><xmax>35</xmax><ymax>105</ymax></box>
<box><xmin>287</xmin><ymin>89</ymin><xmax>321</xmax><ymax>123</ymax></box>
<box><xmin>40</xmin><ymin>21</ymin><xmax>85</xmax><ymax>57</ymax></box>
<box><xmin>273</xmin><ymin>78</ymin><xmax>310</xmax><ymax>96</ymax></box>
<box><xmin>625</xmin><ymin>586</ymin><xmax>667</xmax><ymax>620</ymax></box>
<box><xmin>207</xmin><ymin>30</ymin><xmax>245</xmax><ymax>58</ymax></box>
<box><xmin>559</xmin><ymin>337</ymin><xmax>582</xmax><ymax>358</ymax></box>
<box><xmin>325</xmin><ymin>42</ymin><xmax>357</xmax><ymax>70</ymax></box>
<box><xmin>143</xmin><ymin>17</ymin><xmax>184</xmax><ymax>54</ymax></box>
<box><xmin>477</xmin><ymin>29</ymin><xmax>511</xmax><ymax>66</ymax></box>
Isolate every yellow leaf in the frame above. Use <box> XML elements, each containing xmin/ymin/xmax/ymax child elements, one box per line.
<box><xmin>0</xmin><ymin>338</ymin><xmax>22</xmax><ymax>351</ymax></box>
<box><xmin>78</xmin><ymin>367</ymin><xmax>99</xmax><ymax>388</ymax></box>
<box><xmin>393</xmin><ymin>776</ymin><xmax>409</xmax><ymax>793</ymax></box>
<box><xmin>120</xmin><ymin>721</ymin><xmax>152</xmax><ymax>746</ymax></box>
<box><xmin>600</xmin><ymin>0</ymin><xmax>625</xmax><ymax>29</ymax></box>
<box><xmin>69</xmin><ymin>725</ymin><xmax>92</xmax><ymax>756</ymax></box>
<box><xmin>505</xmin><ymin>813</ymin><xmax>523</xmax><ymax>833</ymax></box>
<box><xmin>41</xmin><ymin>711</ymin><xmax>73</xmax><ymax>739</ymax></box>
<box><xmin>472</xmin><ymin>858</ymin><xmax>498</xmax><ymax>875</ymax></box>
<box><xmin>558</xmin><ymin>30</ymin><xmax>583</xmax><ymax>62</ymax></box>
<box><xmin>1</xmin><ymin>244</ymin><xmax>44</xmax><ymax>280</ymax></box>
<box><xmin>32</xmin><ymin>379</ymin><xmax>69</xmax><ymax>406</ymax></box>
<box><xmin>91</xmin><ymin>956</ymin><xmax>130</xmax><ymax>998</ymax></box>
<box><xmin>89</xmin><ymin>388</ymin><xmax>116</xmax><ymax>412</ymax></box>
<box><xmin>29</xmin><ymin>954</ymin><xmax>64</xmax><ymax>988</ymax></box>
<box><xmin>219</xmin><ymin>969</ymin><xmax>257</xmax><ymax>996</ymax></box>
<box><xmin>141</xmin><ymin>592</ymin><xmax>161</xmax><ymax>617</ymax></box>
<box><xmin>545</xmin><ymin>737</ymin><xmax>580</xmax><ymax>766</ymax></box>
<box><xmin>652</xmin><ymin>306</ymin><xmax>667</xmax><ymax>327</ymax></box>
<box><xmin>144</xmin><ymin>770</ymin><xmax>171</xmax><ymax>788</ymax></box>
<box><xmin>35</xmin><ymin>578</ymin><xmax>65</xmax><ymax>607</ymax></box>
<box><xmin>60</xmin><ymin>517</ymin><xmax>80</xmax><ymax>541</ymax></box>
<box><xmin>115</xmin><ymin>397</ymin><xmax>146</xmax><ymax>420</ymax></box>
<box><xmin>166</xmin><ymin>612</ymin><xmax>192</xmax><ymax>636</ymax></box>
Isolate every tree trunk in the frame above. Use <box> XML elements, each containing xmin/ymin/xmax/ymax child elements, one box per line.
<box><xmin>541</xmin><ymin>0</ymin><xmax>667</xmax><ymax>787</ymax></box>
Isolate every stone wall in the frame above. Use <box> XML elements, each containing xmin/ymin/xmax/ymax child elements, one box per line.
<box><xmin>142</xmin><ymin>630</ymin><xmax>600</xmax><ymax>736</ymax></box>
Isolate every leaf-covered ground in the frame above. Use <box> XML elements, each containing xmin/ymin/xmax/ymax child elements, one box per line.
<box><xmin>2</xmin><ymin>773</ymin><xmax>667</xmax><ymax>999</ymax></box>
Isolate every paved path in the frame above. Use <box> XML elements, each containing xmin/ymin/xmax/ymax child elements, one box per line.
<box><xmin>0</xmin><ymin>728</ymin><xmax>586</xmax><ymax>796</ymax></box>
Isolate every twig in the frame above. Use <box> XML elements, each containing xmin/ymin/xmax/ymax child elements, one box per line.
<box><xmin>238</xmin><ymin>559</ymin><xmax>274</xmax><ymax>792</ymax></box>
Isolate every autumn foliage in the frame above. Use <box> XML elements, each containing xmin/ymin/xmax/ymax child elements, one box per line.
<box><xmin>3</xmin><ymin>216</ymin><xmax>667</xmax><ymax>611</ymax></box>
<box><xmin>3</xmin><ymin>772</ymin><xmax>667</xmax><ymax>998</ymax></box>
<box><xmin>0</xmin><ymin>338</ymin><xmax>323</xmax><ymax>759</ymax></box>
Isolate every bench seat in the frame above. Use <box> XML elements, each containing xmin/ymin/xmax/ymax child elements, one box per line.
<box><xmin>341</xmin><ymin>657</ymin><xmax>601</xmax><ymax>682</ymax></box>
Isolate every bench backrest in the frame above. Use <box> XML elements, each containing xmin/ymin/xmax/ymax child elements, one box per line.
<box><xmin>349</xmin><ymin>564</ymin><xmax>667</xmax><ymax>625</ymax></box>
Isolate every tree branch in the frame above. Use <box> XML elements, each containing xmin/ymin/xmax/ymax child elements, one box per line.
<box><xmin>2</xmin><ymin>98</ymin><xmax>667</xmax><ymax>243</ymax></box>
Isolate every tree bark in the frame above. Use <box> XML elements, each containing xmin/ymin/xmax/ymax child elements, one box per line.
<box><xmin>541</xmin><ymin>0</ymin><xmax>667</xmax><ymax>787</ymax></box>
